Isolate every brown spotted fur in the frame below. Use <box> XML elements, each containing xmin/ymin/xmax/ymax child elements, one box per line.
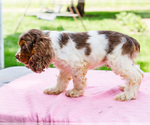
<box><xmin>59</xmin><ymin>33</ymin><xmax>69</xmax><ymax>48</ymax></box>
<box><xmin>98</xmin><ymin>31</ymin><xmax>140</xmax><ymax>58</ymax></box>
<box><xmin>70</xmin><ymin>32</ymin><xmax>91</xmax><ymax>56</ymax></box>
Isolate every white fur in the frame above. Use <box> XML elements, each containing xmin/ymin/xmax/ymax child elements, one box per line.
<box><xmin>86</xmin><ymin>31</ymin><xmax>109</xmax><ymax>68</ymax></box>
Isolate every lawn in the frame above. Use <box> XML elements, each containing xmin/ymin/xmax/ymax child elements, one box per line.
<box><xmin>3</xmin><ymin>0</ymin><xmax>150</xmax><ymax>72</ymax></box>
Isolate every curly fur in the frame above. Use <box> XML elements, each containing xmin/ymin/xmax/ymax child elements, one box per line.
<box><xmin>16</xmin><ymin>29</ymin><xmax>144</xmax><ymax>101</ymax></box>
<box><xmin>16</xmin><ymin>29</ymin><xmax>53</xmax><ymax>73</ymax></box>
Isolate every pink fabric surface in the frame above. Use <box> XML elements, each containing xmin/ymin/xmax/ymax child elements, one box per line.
<box><xmin>0</xmin><ymin>68</ymin><xmax>150</xmax><ymax>123</ymax></box>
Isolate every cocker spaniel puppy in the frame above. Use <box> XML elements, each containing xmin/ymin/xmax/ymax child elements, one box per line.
<box><xmin>15</xmin><ymin>29</ymin><xmax>144</xmax><ymax>101</ymax></box>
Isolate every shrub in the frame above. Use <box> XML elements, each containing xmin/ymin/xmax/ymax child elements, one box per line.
<box><xmin>116</xmin><ymin>12</ymin><xmax>147</xmax><ymax>33</ymax></box>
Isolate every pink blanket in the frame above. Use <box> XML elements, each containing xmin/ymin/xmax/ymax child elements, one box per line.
<box><xmin>0</xmin><ymin>68</ymin><xmax>150</xmax><ymax>123</ymax></box>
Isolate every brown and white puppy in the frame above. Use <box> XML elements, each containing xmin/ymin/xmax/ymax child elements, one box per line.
<box><xmin>15</xmin><ymin>29</ymin><xmax>144</xmax><ymax>101</ymax></box>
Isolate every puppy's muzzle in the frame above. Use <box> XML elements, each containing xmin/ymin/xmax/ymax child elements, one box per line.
<box><xmin>15</xmin><ymin>54</ymin><xmax>19</xmax><ymax>59</ymax></box>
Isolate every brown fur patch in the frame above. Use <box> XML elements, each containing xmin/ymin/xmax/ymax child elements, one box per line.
<box><xmin>59</xmin><ymin>33</ymin><xmax>69</xmax><ymax>48</ymax></box>
<box><xmin>122</xmin><ymin>37</ymin><xmax>140</xmax><ymax>58</ymax></box>
<box><xmin>98</xmin><ymin>31</ymin><xmax>140</xmax><ymax>58</ymax></box>
<box><xmin>98</xmin><ymin>31</ymin><xmax>123</xmax><ymax>54</ymax></box>
<box><xmin>70</xmin><ymin>32</ymin><xmax>91</xmax><ymax>56</ymax></box>
<box><xmin>18</xmin><ymin>39</ymin><xmax>34</xmax><ymax>63</ymax></box>
<box><xmin>19</xmin><ymin>40</ymin><xmax>26</xmax><ymax>46</ymax></box>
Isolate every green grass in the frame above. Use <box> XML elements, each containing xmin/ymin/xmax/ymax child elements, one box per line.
<box><xmin>3</xmin><ymin>3</ymin><xmax>150</xmax><ymax>72</ymax></box>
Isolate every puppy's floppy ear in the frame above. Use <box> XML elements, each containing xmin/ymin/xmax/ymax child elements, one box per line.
<box><xmin>28</xmin><ymin>30</ymin><xmax>53</xmax><ymax>73</ymax></box>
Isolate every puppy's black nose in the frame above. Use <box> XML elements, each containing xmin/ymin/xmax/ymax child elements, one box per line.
<box><xmin>15</xmin><ymin>55</ymin><xmax>19</xmax><ymax>59</ymax></box>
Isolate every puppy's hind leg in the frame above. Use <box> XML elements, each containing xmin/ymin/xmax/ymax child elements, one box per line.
<box><xmin>107</xmin><ymin>55</ymin><xmax>143</xmax><ymax>101</ymax></box>
<box><xmin>115</xmin><ymin>68</ymin><xmax>142</xmax><ymax>101</ymax></box>
<box><xmin>44</xmin><ymin>70</ymin><xmax>71</xmax><ymax>95</ymax></box>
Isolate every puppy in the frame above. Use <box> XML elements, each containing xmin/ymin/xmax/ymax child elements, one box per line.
<box><xmin>15</xmin><ymin>29</ymin><xmax>144</xmax><ymax>101</ymax></box>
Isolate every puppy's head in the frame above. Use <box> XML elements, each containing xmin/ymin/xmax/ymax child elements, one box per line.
<box><xmin>15</xmin><ymin>29</ymin><xmax>53</xmax><ymax>73</ymax></box>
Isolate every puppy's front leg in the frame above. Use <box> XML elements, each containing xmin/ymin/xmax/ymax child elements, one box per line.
<box><xmin>44</xmin><ymin>70</ymin><xmax>71</xmax><ymax>95</ymax></box>
<box><xmin>66</xmin><ymin>63</ymin><xmax>88</xmax><ymax>97</ymax></box>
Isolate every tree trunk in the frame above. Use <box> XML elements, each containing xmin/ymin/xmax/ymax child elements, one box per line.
<box><xmin>77</xmin><ymin>0</ymin><xmax>85</xmax><ymax>17</ymax></box>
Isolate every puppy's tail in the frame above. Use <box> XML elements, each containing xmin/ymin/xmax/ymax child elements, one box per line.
<box><xmin>122</xmin><ymin>36</ymin><xmax>140</xmax><ymax>59</ymax></box>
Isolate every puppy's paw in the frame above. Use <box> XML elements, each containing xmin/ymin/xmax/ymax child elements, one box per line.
<box><xmin>66</xmin><ymin>89</ymin><xmax>84</xmax><ymax>98</ymax></box>
<box><xmin>115</xmin><ymin>92</ymin><xmax>136</xmax><ymax>101</ymax></box>
<box><xmin>44</xmin><ymin>88</ymin><xmax>63</xmax><ymax>95</ymax></box>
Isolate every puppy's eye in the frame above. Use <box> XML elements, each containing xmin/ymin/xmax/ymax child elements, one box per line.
<box><xmin>22</xmin><ymin>46</ymin><xmax>26</xmax><ymax>50</ymax></box>
<box><xmin>21</xmin><ymin>45</ymin><xmax>29</xmax><ymax>53</ymax></box>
